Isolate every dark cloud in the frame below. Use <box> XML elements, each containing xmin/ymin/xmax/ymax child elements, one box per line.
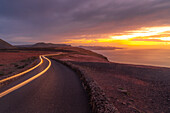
<box><xmin>0</xmin><ymin>0</ymin><xmax>170</xmax><ymax>44</ymax></box>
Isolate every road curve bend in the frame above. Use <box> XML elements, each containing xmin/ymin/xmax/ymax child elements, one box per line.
<box><xmin>0</xmin><ymin>55</ymin><xmax>91</xmax><ymax>113</ymax></box>
<box><xmin>0</xmin><ymin>56</ymin><xmax>44</xmax><ymax>84</ymax></box>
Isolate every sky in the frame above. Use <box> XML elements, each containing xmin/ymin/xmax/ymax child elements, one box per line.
<box><xmin>0</xmin><ymin>0</ymin><xmax>170</xmax><ymax>48</ymax></box>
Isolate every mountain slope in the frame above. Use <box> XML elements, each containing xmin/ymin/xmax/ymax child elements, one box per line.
<box><xmin>0</xmin><ymin>39</ymin><xmax>14</xmax><ymax>49</ymax></box>
<box><xmin>32</xmin><ymin>42</ymin><xmax>71</xmax><ymax>48</ymax></box>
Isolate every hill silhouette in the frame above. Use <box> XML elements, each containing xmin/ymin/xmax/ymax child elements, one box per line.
<box><xmin>0</xmin><ymin>39</ymin><xmax>14</xmax><ymax>49</ymax></box>
<box><xmin>32</xmin><ymin>42</ymin><xmax>71</xmax><ymax>48</ymax></box>
<box><xmin>16</xmin><ymin>42</ymin><xmax>71</xmax><ymax>48</ymax></box>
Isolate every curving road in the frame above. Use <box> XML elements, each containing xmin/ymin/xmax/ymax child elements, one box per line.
<box><xmin>0</xmin><ymin>56</ymin><xmax>91</xmax><ymax>113</ymax></box>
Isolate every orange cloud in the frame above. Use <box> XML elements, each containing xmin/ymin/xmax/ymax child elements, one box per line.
<box><xmin>65</xmin><ymin>26</ymin><xmax>170</xmax><ymax>48</ymax></box>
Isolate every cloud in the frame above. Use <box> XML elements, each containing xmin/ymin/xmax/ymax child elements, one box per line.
<box><xmin>0</xmin><ymin>0</ymin><xmax>170</xmax><ymax>44</ymax></box>
<box><xmin>131</xmin><ymin>38</ymin><xmax>170</xmax><ymax>42</ymax></box>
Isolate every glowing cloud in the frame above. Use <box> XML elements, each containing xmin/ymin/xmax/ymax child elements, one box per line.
<box><xmin>110</xmin><ymin>26</ymin><xmax>170</xmax><ymax>41</ymax></box>
<box><xmin>65</xmin><ymin>26</ymin><xmax>170</xmax><ymax>48</ymax></box>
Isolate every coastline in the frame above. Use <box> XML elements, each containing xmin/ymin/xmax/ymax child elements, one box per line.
<box><xmin>92</xmin><ymin>49</ymin><xmax>170</xmax><ymax>68</ymax></box>
<box><xmin>0</xmin><ymin>47</ymin><xmax>169</xmax><ymax>113</ymax></box>
<box><xmin>50</xmin><ymin>47</ymin><xmax>170</xmax><ymax>113</ymax></box>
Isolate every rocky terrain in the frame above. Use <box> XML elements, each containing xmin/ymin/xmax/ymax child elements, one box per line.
<box><xmin>51</xmin><ymin>48</ymin><xmax>170</xmax><ymax>113</ymax></box>
<box><xmin>0</xmin><ymin>39</ymin><xmax>169</xmax><ymax>113</ymax></box>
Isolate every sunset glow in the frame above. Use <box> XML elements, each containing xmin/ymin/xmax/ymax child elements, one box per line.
<box><xmin>0</xmin><ymin>1</ymin><xmax>170</xmax><ymax>112</ymax></box>
<box><xmin>65</xmin><ymin>26</ymin><xmax>170</xmax><ymax>48</ymax></box>
<box><xmin>110</xmin><ymin>26</ymin><xmax>170</xmax><ymax>41</ymax></box>
<box><xmin>1</xmin><ymin>0</ymin><xmax>170</xmax><ymax>49</ymax></box>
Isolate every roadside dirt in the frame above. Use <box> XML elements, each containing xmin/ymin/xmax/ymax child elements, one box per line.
<box><xmin>1</xmin><ymin>47</ymin><xmax>169</xmax><ymax>113</ymax></box>
<box><xmin>51</xmin><ymin>48</ymin><xmax>170</xmax><ymax>113</ymax></box>
<box><xmin>0</xmin><ymin>51</ymin><xmax>54</xmax><ymax>78</ymax></box>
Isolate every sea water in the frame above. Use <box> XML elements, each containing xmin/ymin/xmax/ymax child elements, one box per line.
<box><xmin>93</xmin><ymin>49</ymin><xmax>170</xmax><ymax>68</ymax></box>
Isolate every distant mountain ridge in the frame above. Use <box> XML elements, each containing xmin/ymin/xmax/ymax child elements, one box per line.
<box><xmin>32</xmin><ymin>42</ymin><xmax>71</xmax><ymax>47</ymax></box>
<box><xmin>79</xmin><ymin>46</ymin><xmax>122</xmax><ymax>50</ymax></box>
<box><xmin>16</xmin><ymin>42</ymin><xmax>71</xmax><ymax>48</ymax></box>
<box><xmin>0</xmin><ymin>39</ymin><xmax>14</xmax><ymax>49</ymax></box>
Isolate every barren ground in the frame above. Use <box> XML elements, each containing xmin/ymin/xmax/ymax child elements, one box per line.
<box><xmin>1</xmin><ymin>47</ymin><xmax>169</xmax><ymax>113</ymax></box>
<box><xmin>51</xmin><ymin>48</ymin><xmax>170</xmax><ymax>113</ymax></box>
<box><xmin>0</xmin><ymin>50</ymin><xmax>54</xmax><ymax>79</ymax></box>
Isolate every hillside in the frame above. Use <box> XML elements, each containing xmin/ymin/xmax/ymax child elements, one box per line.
<box><xmin>32</xmin><ymin>42</ymin><xmax>71</xmax><ymax>48</ymax></box>
<box><xmin>0</xmin><ymin>39</ymin><xmax>14</xmax><ymax>49</ymax></box>
<box><xmin>79</xmin><ymin>46</ymin><xmax>122</xmax><ymax>50</ymax></box>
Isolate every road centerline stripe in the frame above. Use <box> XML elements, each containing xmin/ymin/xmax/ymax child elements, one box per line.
<box><xmin>0</xmin><ymin>56</ymin><xmax>44</xmax><ymax>84</ymax></box>
<box><xmin>0</xmin><ymin>56</ymin><xmax>51</xmax><ymax>98</ymax></box>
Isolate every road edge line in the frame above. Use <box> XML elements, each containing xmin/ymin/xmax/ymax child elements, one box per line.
<box><xmin>0</xmin><ymin>56</ymin><xmax>51</xmax><ymax>98</ymax></box>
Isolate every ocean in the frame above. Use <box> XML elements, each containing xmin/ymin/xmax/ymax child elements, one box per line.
<box><xmin>93</xmin><ymin>49</ymin><xmax>170</xmax><ymax>68</ymax></box>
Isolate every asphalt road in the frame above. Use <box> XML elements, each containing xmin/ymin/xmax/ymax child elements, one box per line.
<box><xmin>0</xmin><ymin>56</ymin><xmax>91</xmax><ymax>113</ymax></box>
